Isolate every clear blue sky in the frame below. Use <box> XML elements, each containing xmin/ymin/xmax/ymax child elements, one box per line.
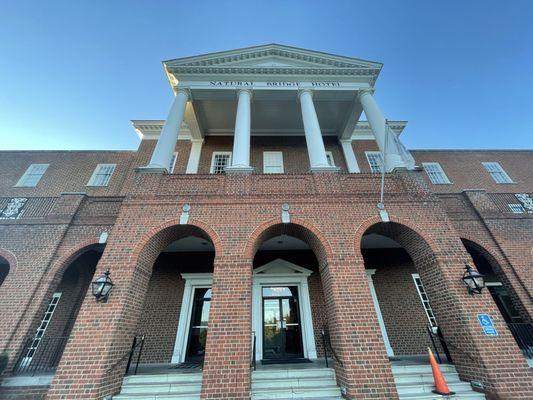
<box><xmin>1</xmin><ymin>1</ymin><xmax>532</xmax><ymax>151</ymax></box>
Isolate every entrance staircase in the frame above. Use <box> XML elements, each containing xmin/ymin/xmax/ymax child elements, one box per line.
<box><xmin>113</xmin><ymin>371</ymin><xmax>202</xmax><ymax>400</ymax></box>
<box><xmin>252</xmin><ymin>366</ymin><xmax>343</xmax><ymax>399</ymax></box>
<box><xmin>391</xmin><ymin>362</ymin><xmax>485</xmax><ymax>399</ymax></box>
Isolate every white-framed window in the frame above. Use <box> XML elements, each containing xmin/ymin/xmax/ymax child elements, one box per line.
<box><xmin>508</xmin><ymin>204</ymin><xmax>525</xmax><ymax>214</ymax></box>
<box><xmin>482</xmin><ymin>162</ymin><xmax>513</xmax><ymax>184</ymax></box>
<box><xmin>170</xmin><ymin>152</ymin><xmax>178</xmax><ymax>173</ymax></box>
<box><xmin>210</xmin><ymin>152</ymin><xmax>232</xmax><ymax>174</ymax></box>
<box><xmin>263</xmin><ymin>151</ymin><xmax>284</xmax><ymax>174</ymax></box>
<box><xmin>365</xmin><ymin>151</ymin><xmax>383</xmax><ymax>173</ymax></box>
<box><xmin>412</xmin><ymin>274</ymin><xmax>437</xmax><ymax>328</ymax></box>
<box><xmin>87</xmin><ymin>164</ymin><xmax>116</xmax><ymax>186</ymax></box>
<box><xmin>21</xmin><ymin>292</ymin><xmax>62</xmax><ymax>366</ymax></box>
<box><xmin>325</xmin><ymin>151</ymin><xmax>335</xmax><ymax>167</ymax></box>
<box><xmin>422</xmin><ymin>162</ymin><xmax>451</xmax><ymax>184</ymax></box>
<box><xmin>15</xmin><ymin>164</ymin><xmax>49</xmax><ymax>187</ymax></box>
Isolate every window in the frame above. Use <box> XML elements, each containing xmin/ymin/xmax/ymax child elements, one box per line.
<box><xmin>21</xmin><ymin>292</ymin><xmax>62</xmax><ymax>366</ymax></box>
<box><xmin>170</xmin><ymin>152</ymin><xmax>178</xmax><ymax>173</ymax></box>
<box><xmin>412</xmin><ymin>274</ymin><xmax>438</xmax><ymax>328</ymax></box>
<box><xmin>325</xmin><ymin>151</ymin><xmax>335</xmax><ymax>167</ymax></box>
<box><xmin>210</xmin><ymin>152</ymin><xmax>232</xmax><ymax>174</ymax></box>
<box><xmin>87</xmin><ymin>164</ymin><xmax>116</xmax><ymax>186</ymax></box>
<box><xmin>263</xmin><ymin>151</ymin><xmax>284</xmax><ymax>174</ymax></box>
<box><xmin>0</xmin><ymin>198</ymin><xmax>27</xmax><ymax>219</ymax></box>
<box><xmin>365</xmin><ymin>151</ymin><xmax>383</xmax><ymax>173</ymax></box>
<box><xmin>482</xmin><ymin>162</ymin><xmax>513</xmax><ymax>184</ymax></box>
<box><xmin>422</xmin><ymin>162</ymin><xmax>451</xmax><ymax>184</ymax></box>
<box><xmin>15</xmin><ymin>164</ymin><xmax>49</xmax><ymax>187</ymax></box>
<box><xmin>508</xmin><ymin>204</ymin><xmax>525</xmax><ymax>214</ymax></box>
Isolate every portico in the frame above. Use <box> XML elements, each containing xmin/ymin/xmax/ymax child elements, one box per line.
<box><xmin>140</xmin><ymin>44</ymin><xmax>415</xmax><ymax>174</ymax></box>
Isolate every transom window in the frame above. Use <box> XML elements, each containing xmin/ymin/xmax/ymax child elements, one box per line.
<box><xmin>87</xmin><ymin>164</ymin><xmax>116</xmax><ymax>187</ymax></box>
<box><xmin>15</xmin><ymin>164</ymin><xmax>49</xmax><ymax>187</ymax></box>
<box><xmin>210</xmin><ymin>152</ymin><xmax>232</xmax><ymax>174</ymax></box>
<box><xmin>422</xmin><ymin>162</ymin><xmax>451</xmax><ymax>184</ymax></box>
<box><xmin>482</xmin><ymin>162</ymin><xmax>513</xmax><ymax>184</ymax></box>
<box><xmin>263</xmin><ymin>151</ymin><xmax>284</xmax><ymax>174</ymax></box>
<box><xmin>325</xmin><ymin>151</ymin><xmax>335</xmax><ymax>167</ymax></box>
<box><xmin>412</xmin><ymin>274</ymin><xmax>437</xmax><ymax>328</ymax></box>
<box><xmin>365</xmin><ymin>151</ymin><xmax>383</xmax><ymax>174</ymax></box>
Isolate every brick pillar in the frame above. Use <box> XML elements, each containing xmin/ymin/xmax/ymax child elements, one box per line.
<box><xmin>321</xmin><ymin>253</ymin><xmax>399</xmax><ymax>400</ymax></box>
<box><xmin>200</xmin><ymin>255</ymin><xmax>252</xmax><ymax>400</ymax></box>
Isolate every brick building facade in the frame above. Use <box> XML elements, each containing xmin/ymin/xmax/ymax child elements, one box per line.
<box><xmin>0</xmin><ymin>45</ymin><xmax>531</xmax><ymax>400</ymax></box>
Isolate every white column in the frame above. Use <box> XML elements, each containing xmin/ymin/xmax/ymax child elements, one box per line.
<box><xmin>366</xmin><ymin>269</ymin><xmax>394</xmax><ymax>357</ymax></box>
<box><xmin>298</xmin><ymin>89</ymin><xmax>338</xmax><ymax>172</ymax></box>
<box><xmin>185</xmin><ymin>139</ymin><xmax>203</xmax><ymax>174</ymax></box>
<box><xmin>226</xmin><ymin>89</ymin><xmax>253</xmax><ymax>173</ymax></box>
<box><xmin>358</xmin><ymin>89</ymin><xmax>405</xmax><ymax>172</ymax></box>
<box><xmin>340</xmin><ymin>139</ymin><xmax>360</xmax><ymax>173</ymax></box>
<box><xmin>145</xmin><ymin>88</ymin><xmax>190</xmax><ymax>172</ymax></box>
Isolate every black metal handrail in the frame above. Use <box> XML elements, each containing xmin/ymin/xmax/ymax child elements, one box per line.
<box><xmin>106</xmin><ymin>335</ymin><xmax>145</xmax><ymax>376</ymax></box>
<box><xmin>12</xmin><ymin>336</ymin><xmax>69</xmax><ymax>376</ymax></box>
<box><xmin>426</xmin><ymin>326</ymin><xmax>454</xmax><ymax>364</ymax></box>
<box><xmin>508</xmin><ymin>322</ymin><xmax>533</xmax><ymax>359</ymax></box>
<box><xmin>251</xmin><ymin>331</ymin><xmax>256</xmax><ymax>371</ymax></box>
<box><xmin>321</xmin><ymin>328</ymin><xmax>343</xmax><ymax>368</ymax></box>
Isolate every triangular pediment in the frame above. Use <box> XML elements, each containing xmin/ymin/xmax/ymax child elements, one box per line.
<box><xmin>254</xmin><ymin>258</ymin><xmax>313</xmax><ymax>276</ymax></box>
<box><xmin>164</xmin><ymin>44</ymin><xmax>382</xmax><ymax>77</ymax></box>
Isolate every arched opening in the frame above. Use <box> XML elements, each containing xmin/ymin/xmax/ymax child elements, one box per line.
<box><xmin>360</xmin><ymin>222</ymin><xmax>445</xmax><ymax>360</ymax></box>
<box><xmin>134</xmin><ymin>224</ymin><xmax>215</xmax><ymax>370</ymax></box>
<box><xmin>0</xmin><ymin>255</ymin><xmax>9</xmax><ymax>287</ymax></box>
<box><xmin>250</xmin><ymin>223</ymin><xmax>328</xmax><ymax>364</ymax></box>
<box><xmin>13</xmin><ymin>244</ymin><xmax>104</xmax><ymax>375</ymax></box>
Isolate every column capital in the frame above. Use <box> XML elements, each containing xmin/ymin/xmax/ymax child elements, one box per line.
<box><xmin>357</xmin><ymin>88</ymin><xmax>375</xmax><ymax>100</ymax></box>
<box><xmin>236</xmin><ymin>87</ymin><xmax>253</xmax><ymax>100</ymax></box>
<box><xmin>297</xmin><ymin>88</ymin><xmax>313</xmax><ymax>100</ymax></box>
<box><xmin>175</xmin><ymin>87</ymin><xmax>192</xmax><ymax>99</ymax></box>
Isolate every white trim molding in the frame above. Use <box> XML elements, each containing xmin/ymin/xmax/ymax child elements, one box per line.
<box><xmin>252</xmin><ymin>259</ymin><xmax>317</xmax><ymax>361</ymax></box>
<box><xmin>366</xmin><ymin>269</ymin><xmax>394</xmax><ymax>357</ymax></box>
<box><xmin>171</xmin><ymin>273</ymin><xmax>212</xmax><ymax>364</ymax></box>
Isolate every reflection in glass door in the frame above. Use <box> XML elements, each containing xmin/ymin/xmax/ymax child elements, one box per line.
<box><xmin>262</xmin><ymin>286</ymin><xmax>303</xmax><ymax>360</ymax></box>
<box><xmin>186</xmin><ymin>288</ymin><xmax>211</xmax><ymax>361</ymax></box>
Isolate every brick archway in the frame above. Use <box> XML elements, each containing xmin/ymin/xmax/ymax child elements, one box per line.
<box><xmin>0</xmin><ymin>248</ymin><xmax>16</xmax><ymax>288</ymax></box>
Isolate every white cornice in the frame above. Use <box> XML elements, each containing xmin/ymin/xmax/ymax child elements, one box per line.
<box><xmin>163</xmin><ymin>44</ymin><xmax>382</xmax><ymax>87</ymax></box>
<box><xmin>131</xmin><ymin>120</ymin><xmax>192</xmax><ymax>141</ymax></box>
<box><xmin>352</xmin><ymin>121</ymin><xmax>407</xmax><ymax>140</ymax></box>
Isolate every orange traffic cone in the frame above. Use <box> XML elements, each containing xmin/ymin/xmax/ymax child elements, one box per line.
<box><xmin>428</xmin><ymin>347</ymin><xmax>455</xmax><ymax>396</ymax></box>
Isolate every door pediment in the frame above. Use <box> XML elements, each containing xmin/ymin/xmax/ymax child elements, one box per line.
<box><xmin>254</xmin><ymin>258</ymin><xmax>313</xmax><ymax>276</ymax></box>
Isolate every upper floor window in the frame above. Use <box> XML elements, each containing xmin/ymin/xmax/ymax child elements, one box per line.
<box><xmin>170</xmin><ymin>152</ymin><xmax>178</xmax><ymax>173</ymax></box>
<box><xmin>325</xmin><ymin>151</ymin><xmax>335</xmax><ymax>167</ymax></box>
<box><xmin>210</xmin><ymin>152</ymin><xmax>232</xmax><ymax>174</ymax></box>
<box><xmin>263</xmin><ymin>151</ymin><xmax>284</xmax><ymax>174</ymax></box>
<box><xmin>508</xmin><ymin>204</ymin><xmax>525</xmax><ymax>214</ymax></box>
<box><xmin>365</xmin><ymin>151</ymin><xmax>383</xmax><ymax>174</ymax></box>
<box><xmin>422</xmin><ymin>162</ymin><xmax>451</xmax><ymax>184</ymax></box>
<box><xmin>15</xmin><ymin>164</ymin><xmax>49</xmax><ymax>187</ymax></box>
<box><xmin>87</xmin><ymin>164</ymin><xmax>116</xmax><ymax>187</ymax></box>
<box><xmin>482</xmin><ymin>162</ymin><xmax>513</xmax><ymax>184</ymax></box>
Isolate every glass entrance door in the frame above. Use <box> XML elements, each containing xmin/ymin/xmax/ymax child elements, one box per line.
<box><xmin>262</xmin><ymin>286</ymin><xmax>303</xmax><ymax>360</ymax></box>
<box><xmin>185</xmin><ymin>288</ymin><xmax>211</xmax><ymax>362</ymax></box>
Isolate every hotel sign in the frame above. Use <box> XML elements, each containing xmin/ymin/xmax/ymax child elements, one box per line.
<box><xmin>209</xmin><ymin>81</ymin><xmax>341</xmax><ymax>88</ymax></box>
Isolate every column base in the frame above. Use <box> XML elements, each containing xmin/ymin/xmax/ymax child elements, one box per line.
<box><xmin>225</xmin><ymin>166</ymin><xmax>254</xmax><ymax>174</ymax></box>
<box><xmin>136</xmin><ymin>165</ymin><xmax>169</xmax><ymax>174</ymax></box>
<box><xmin>310</xmin><ymin>166</ymin><xmax>340</xmax><ymax>173</ymax></box>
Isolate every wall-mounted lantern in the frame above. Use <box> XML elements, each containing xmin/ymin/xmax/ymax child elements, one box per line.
<box><xmin>462</xmin><ymin>264</ymin><xmax>485</xmax><ymax>295</ymax></box>
<box><xmin>92</xmin><ymin>270</ymin><xmax>114</xmax><ymax>302</ymax></box>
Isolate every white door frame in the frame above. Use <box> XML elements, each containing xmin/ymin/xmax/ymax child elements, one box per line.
<box><xmin>366</xmin><ymin>269</ymin><xmax>394</xmax><ymax>357</ymax></box>
<box><xmin>171</xmin><ymin>273</ymin><xmax>212</xmax><ymax>364</ymax></box>
<box><xmin>252</xmin><ymin>259</ymin><xmax>317</xmax><ymax>361</ymax></box>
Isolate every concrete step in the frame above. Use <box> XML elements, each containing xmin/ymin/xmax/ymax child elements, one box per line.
<box><xmin>393</xmin><ymin>371</ymin><xmax>460</xmax><ymax>384</ymax></box>
<box><xmin>252</xmin><ymin>376</ymin><xmax>337</xmax><ymax>390</ymax></box>
<box><xmin>398</xmin><ymin>391</ymin><xmax>485</xmax><ymax>400</ymax></box>
<box><xmin>252</xmin><ymin>368</ymin><xmax>335</xmax><ymax>380</ymax></box>
<box><xmin>390</xmin><ymin>364</ymin><xmax>457</xmax><ymax>375</ymax></box>
<box><xmin>396</xmin><ymin>381</ymin><xmax>474</xmax><ymax>396</ymax></box>
<box><xmin>123</xmin><ymin>373</ymin><xmax>202</xmax><ymax>385</ymax></box>
<box><xmin>252</xmin><ymin>385</ymin><xmax>343</xmax><ymax>399</ymax></box>
<box><xmin>113</xmin><ymin>394</ymin><xmax>200</xmax><ymax>400</ymax></box>
<box><xmin>121</xmin><ymin>383</ymin><xmax>201</xmax><ymax>395</ymax></box>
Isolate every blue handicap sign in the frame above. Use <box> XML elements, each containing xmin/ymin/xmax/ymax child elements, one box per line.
<box><xmin>477</xmin><ymin>314</ymin><xmax>498</xmax><ymax>336</ymax></box>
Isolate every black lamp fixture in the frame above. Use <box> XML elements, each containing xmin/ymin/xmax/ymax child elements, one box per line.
<box><xmin>462</xmin><ymin>264</ymin><xmax>485</xmax><ymax>295</ymax></box>
<box><xmin>92</xmin><ymin>270</ymin><xmax>114</xmax><ymax>302</ymax></box>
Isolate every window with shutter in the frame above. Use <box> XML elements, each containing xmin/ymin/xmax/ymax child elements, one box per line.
<box><xmin>482</xmin><ymin>162</ymin><xmax>513</xmax><ymax>184</ymax></box>
<box><xmin>365</xmin><ymin>151</ymin><xmax>383</xmax><ymax>173</ymax></box>
<box><xmin>15</xmin><ymin>164</ymin><xmax>49</xmax><ymax>187</ymax></box>
<box><xmin>210</xmin><ymin>152</ymin><xmax>232</xmax><ymax>174</ymax></box>
<box><xmin>263</xmin><ymin>151</ymin><xmax>284</xmax><ymax>174</ymax></box>
<box><xmin>87</xmin><ymin>164</ymin><xmax>116</xmax><ymax>186</ymax></box>
<box><xmin>422</xmin><ymin>162</ymin><xmax>451</xmax><ymax>184</ymax></box>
